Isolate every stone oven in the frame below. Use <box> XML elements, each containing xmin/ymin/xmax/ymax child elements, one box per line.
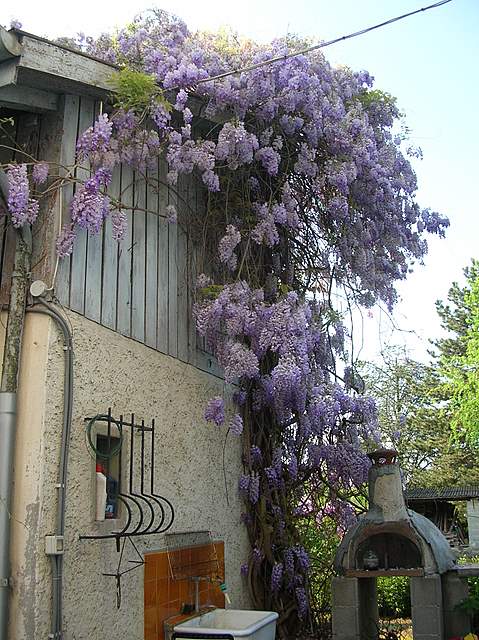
<box><xmin>331</xmin><ymin>450</ymin><xmax>472</xmax><ymax>640</ymax></box>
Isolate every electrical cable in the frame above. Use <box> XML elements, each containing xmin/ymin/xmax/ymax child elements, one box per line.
<box><xmin>85</xmin><ymin>414</ymin><xmax>123</xmax><ymax>459</ymax></box>
<box><xmin>28</xmin><ymin>301</ymin><xmax>74</xmax><ymax>640</ymax></box>
<box><xmin>177</xmin><ymin>0</ymin><xmax>452</xmax><ymax>91</ymax></box>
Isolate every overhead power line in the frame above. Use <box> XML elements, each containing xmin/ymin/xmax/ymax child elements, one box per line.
<box><xmin>190</xmin><ymin>0</ymin><xmax>452</xmax><ymax>88</ymax></box>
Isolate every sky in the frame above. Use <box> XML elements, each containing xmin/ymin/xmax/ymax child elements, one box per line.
<box><xmin>1</xmin><ymin>0</ymin><xmax>478</xmax><ymax>363</ymax></box>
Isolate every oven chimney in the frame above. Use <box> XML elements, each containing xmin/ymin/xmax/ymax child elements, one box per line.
<box><xmin>366</xmin><ymin>449</ymin><xmax>408</xmax><ymax>522</ymax></box>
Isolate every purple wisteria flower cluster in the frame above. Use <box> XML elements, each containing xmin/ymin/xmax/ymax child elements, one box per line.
<box><xmin>6</xmin><ymin>164</ymin><xmax>40</xmax><ymax>228</ymax></box>
<box><xmin>195</xmin><ymin>279</ymin><xmax>379</xmax><ymax>621</ymax></box>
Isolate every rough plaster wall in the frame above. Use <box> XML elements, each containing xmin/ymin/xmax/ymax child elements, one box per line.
<box><xmin>9</xmin><ymin>311</ymin><xmax>250</xmax><ymax>640</ymax></box>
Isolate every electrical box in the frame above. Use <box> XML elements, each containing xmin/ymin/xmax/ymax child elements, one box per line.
<box><xmin>45</xmin><ymin>535</ymin><xmax>64</xmax><ymax>555</ymax></box>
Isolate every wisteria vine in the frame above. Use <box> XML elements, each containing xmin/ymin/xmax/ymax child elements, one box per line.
<box><xmin>1</xmin><ymin>10</ymin><xmax>449</xmax><ymax>636</ymax></box>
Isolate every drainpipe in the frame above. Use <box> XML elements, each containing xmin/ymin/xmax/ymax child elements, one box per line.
<box><xmin>0</xmin><ymin>170</ymin><xmax>31</xmax><ymax>640</ymax></box>
<box><xmin>0</xmin><ymin>393</ymin><xmax>16</xmax><ymax>640</ymax></box>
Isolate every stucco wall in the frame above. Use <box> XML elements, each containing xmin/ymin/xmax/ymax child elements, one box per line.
<box><xmin>5</xmin><ymin>310</ymin><xmax>250</xmax><ymax>640</ymax></box>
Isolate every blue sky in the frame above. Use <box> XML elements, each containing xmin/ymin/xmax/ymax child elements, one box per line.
<box><xmin>2</xmin><ymin>0</ymin><xmax>477</xmax><ymax>362</ymax></box>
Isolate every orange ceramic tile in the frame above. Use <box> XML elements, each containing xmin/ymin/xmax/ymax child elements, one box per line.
<box><xmin>157</xmin><ymin>604</ymin><xmax>173</xmax><ymax>640</ymax></box>
<box><xmin>168</xmin><ymin>549</ymin><xmax>181</xmax><ymax>578</ymax></box>
<box><xmin>144</xmin><ymin>542</ymin><xmax>226</xmax><ymax>640</ymax></box>
<box><xmin>144</xmin><ymin>580</ymin><xmax>157</xmax><ymax>608</ymax></box>
<box><xmin>156</xmin><ymin>577</ymin><xmax>169</xmax><ymax>606</ymax></box>
<box><xmin>179</xmin><ymin>580</ymin><xmax>191</xmax><ymax>606</ymax></box>
<box><xmin>190</xmin><ymin>545</ymin><xmax>200</xmax><ymax>565</ymax></box>
<box><xmin>144</xmin><ymin>605</ymin><xmax>157</xmax><ymax>639</ymax></box>
<box><xmin>168</xmin><ymin>577</ymin><xmax>180</xmax><ymax>603</ymax></box>
<box><xmin>167</xmin><ymin>600</ymin><xmax>181</xmax><ymax>619</ymax></box>
<box><xmin>211</xmin><ymin>588</ymin><xmax>225</xmax><ymax>609</ymax></box>
<box><xmin>144</xmin><ymin>554</ymin><xmax>157</xmax><ymax>582</ymax></box>
<box><xmin>156</xmin><ymin>552</ymin><xmax>169</xmax><ymax>580</ymax></box>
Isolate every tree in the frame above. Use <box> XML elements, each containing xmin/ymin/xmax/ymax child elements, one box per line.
<box><xmin>360</xmin><ymin>262</ymin><xmax>479</xmax><ymax>489</ymax></box>
<box><xmin>360</xmin><ymin>346</ymin><xmax>479</xmax><ymax>488</ymax></box>
<box><xmin>433</xmin><ymin>260</ymin><xmax>479</xmax><ymax>360</ymax></box>
<box><xmin>360</xmin><ymin>347</ymin><xmax>446</xmax><ymax>485</ymax></box>
<box><xmin>438</xmin><ymin>262</ymin><xmax>479</xmax><ymax>446</ymax></box>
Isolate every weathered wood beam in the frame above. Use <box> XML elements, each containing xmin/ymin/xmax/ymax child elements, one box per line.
<box><xmin>14</xmin><ymin>33</ymin><xmax>116</xmax><ymax>97</ymax></box>
<box><xmin>0</xmin><ymin>84</ymin><xmax>58</xmax><ymax>112</ymax></box>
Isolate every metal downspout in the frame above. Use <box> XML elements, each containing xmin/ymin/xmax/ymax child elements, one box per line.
<box><xmin>0</xmin><ymin>393</ymin><xmax>16</xmax><ymax>640</ymax></box>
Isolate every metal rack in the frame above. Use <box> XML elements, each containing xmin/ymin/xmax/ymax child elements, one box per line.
<box><xmin>80</xmin><ymin>408</ymin><xmax>175</xmax><ymax>546</ymax></box>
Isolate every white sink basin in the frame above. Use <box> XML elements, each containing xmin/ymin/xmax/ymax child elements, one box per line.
<box><xmin>173</xmin><ymin>608</ymin><xmax>278</xmax><ymax>639</ymax></box>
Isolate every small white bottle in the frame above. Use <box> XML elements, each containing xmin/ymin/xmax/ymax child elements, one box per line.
<box><xmin>95</xmin><ymin>463</ymin><xmax>107</xmax><ymax>521</ymax></box>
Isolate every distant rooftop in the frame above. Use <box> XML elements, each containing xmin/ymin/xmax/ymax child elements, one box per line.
<box><xmin>405</xmin><ymin>486</ymin><xmax>479</xmax><ymax>502</ymax></box>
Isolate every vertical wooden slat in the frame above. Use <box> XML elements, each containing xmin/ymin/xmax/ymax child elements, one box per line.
<box><xmin>101</xmin><ymin>164</ymin><xmax>121</xmax><ymax>330</ymax></box>
<box><xmin>1</xmin><ymin>112</ymin><xmax>40</xmax><ymax>305</ymax></box>
<box><xmin>167</xmin><ymin>172</ymin><xmax>178</xmax><ymax>358</ymax></box>
<box><xmin>0</xmin><ymin>110</ymin><xmax>17</xmax><ymax>163</ymax></box>
<box><xmin>53</xmin><ymin>94</ymin><xmax>80</xmax><ymax>305</ymax></box>
<box><xmin>84</xmin><ymin>227</ymin><xmax>103</xmax><ymax>321</ymax></box>
<box><xmin>83</xmin><ymin>102</ymin><xmax>103</xmax><ymax>322</ymax></box>
<box><xmin>117</xmin><ymin>165</ymin><xmax>133</xmax><ymax>336</ymax></box>
<box><xmin>156</xmin><ymin>157</ymin><xmax>169</xmax><ymax>354</ymax></box>
<box><xmin>0</xmin><ymin>226</ymin><xmax>15</xmax><ymax>306</ymax></box>
<box><xmin>177</xmin><ymin>174</ymin><xmax>190</xmax><ymax>363</ymax></box>
<box><xmin>0</xmin><ymin>113</ymin><xmax>18</xmax><ymax>304</ymax></box>
<box><xmin>70</xmin><ymin>97</ymin><xmax>95</xmax><ymax>313</ymax></box>
<box><xmin>187</xmin><ymin>175</ymin><xmax>199</xmax><ymax>363</ymax></box>
<box><xmin>131</xmin><ymin>173</ymin><xmax>146</xmax><ymax>342</ymax></box>
<box><xmin>145</xmin><ymin>164</ymin><xmax>158</xmax><ymax>348</ymax></box>
<box><xmin>0</xmin><ymin>214</ymin><xmax>7</xmax><ymax>294</ymax></box>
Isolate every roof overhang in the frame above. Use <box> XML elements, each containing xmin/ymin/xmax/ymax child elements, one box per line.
<box><xmin>0</xmin><ymin>26</ymin><xmax>117</xmax><ymax>112</ymax></box>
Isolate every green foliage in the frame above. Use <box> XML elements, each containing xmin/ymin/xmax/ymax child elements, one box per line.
<box><xmin>456</xmin><ymin>577</ymin><xmax>479</xmax><ymax>624</ymax></box>
<box><xmin>432</xmin><ymin>260</ymin><xmax>479</xmax><ymax>360</ymax></box>
<box><xmin>357</xmin><ymin>89</ymin><xmax>396</xmax><ymax>109</ymax></box>
<box><xmin>443</xmin><ymin>273</ymin><xmax>479</xmax><ymax>446</ymax></box>
<box><xmin>377</xmin><ymin>576</ymin><xmax>411</xmax><ymax>618</ymax></box>
<box><xmin>428</xmin><ymin>260</ymin><xmax>479</xmax><ymax>447</ymax></box>
<box><xmin>298</xmin><ymin>516</ymin><xmax>340</xmax><ymax>630</ymax></box>
<box><xmin>359</xmin><ymin>345</ymin><xmax>479</xmax><ymax>488</ymax></box>
<box><xmin>109</xmin><ymin>68</ymin><xmax>169</xmax><ymax>113</ymax></box>
<box><xmin>198</xmin><ymin>284</ymin><xmax>224</xmax><ymax>300</ymax></box>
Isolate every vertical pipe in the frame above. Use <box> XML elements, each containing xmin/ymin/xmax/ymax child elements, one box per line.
<box><xmin>0</xmin><ymin>392</ymin><xmax>16</xmax><ymax>640</ymax></box>
<box><xmin>140</xmin><ymin>420</ymin><xmax>145</xmax><ymax>495</ymax></box>
<box><xmin>150</xmin><ymin>419</ymin><xmax>155</xmax><ymax>495</ymax></box>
